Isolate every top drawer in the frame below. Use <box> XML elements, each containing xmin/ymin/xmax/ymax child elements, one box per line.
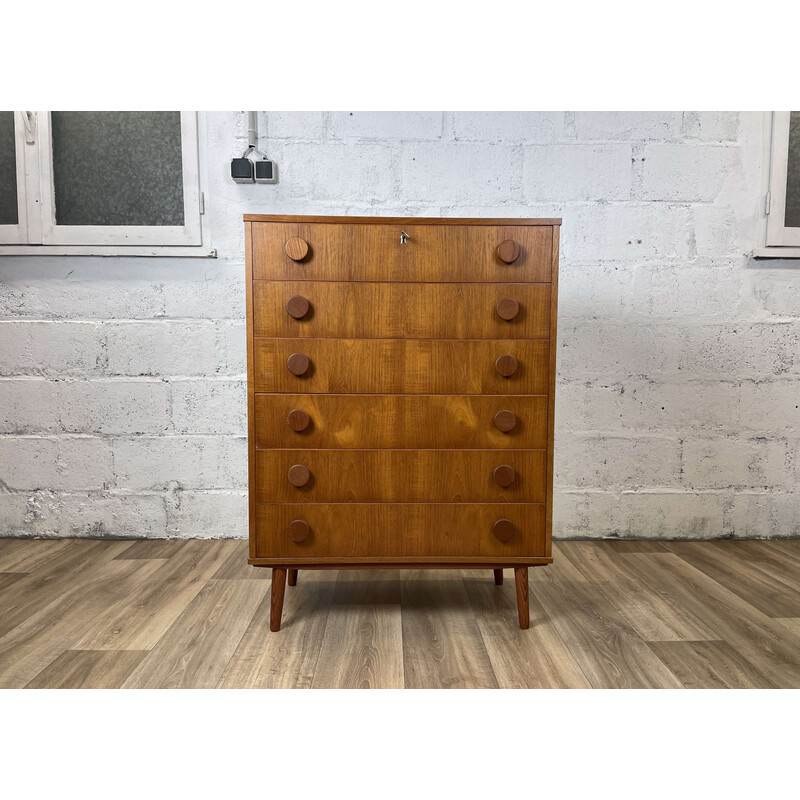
<box><xmin>251</xmin><ymin>222</ymin><xmax>553</xmax><ymax>283</ymax></box>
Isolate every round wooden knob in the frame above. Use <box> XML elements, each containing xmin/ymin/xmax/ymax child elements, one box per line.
<box><xmin>287</xmin><ymin>353</ymin><xmax>310</xmax><ymax>376</ymax></box>
<box><xmin>495</xmin><ymin>354</ymin><xmax>519</xmax><ymax>377</ymax></box>
<box><xmin>493</xmin><ymin>465</ymin><xmax>516</xmax><ymax>487</ymax></box>
<box><xmin>494</xmin><ymin>409</ymin><xmax>517</xmax><ymax>432</ymax></box>
<box><xmin>492</xmin><ymin>518</ymin><xmax>516</xmax><ymax>542</ymax></box>
<box><xmin>496</xmin><ymin>239</ymin><xmax>521</xmax><ymax>264</ymax></box>
<box><xmin>495</xmin><ymin>298</ymin><xmax>520</xmax><ymax>321</ymax></box>
<box><xmin>285</xmin><ymin>295</ymin><xmax>310</xmax><ymax>319</ymax></box>
<box><xmin>287</xmin><ymin>519</ymin><xmax>310</xmax><ymax>543</ymax></box>
<box><xmin>286</xmin><ymin>409</ymin><xmax>310</xmax><ymax>432</ymax></box>
<box><xmin>287</xmin><ymin>464</ymin><xmax>311</xmax><ymax>487</ymax></box>
<box><xmin>285</xmin><ymin>237</ymin><xmax>309</xmax><ymax>261</ymax></box>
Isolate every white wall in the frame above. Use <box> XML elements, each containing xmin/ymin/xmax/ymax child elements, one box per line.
<box><xmin>1</xmin><ymin>111</ymin><xmax>798</xmax><ymax>540</ymax></box>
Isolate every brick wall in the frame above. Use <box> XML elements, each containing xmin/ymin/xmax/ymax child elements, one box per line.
<box><xmin>1</xmin><ymin>111</ymin><xmax>798</xmax><ymax>539</ymax></box>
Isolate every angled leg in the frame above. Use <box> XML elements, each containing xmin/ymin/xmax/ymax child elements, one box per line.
<box><xmin>270</xmin><ymin>568</ymin><xmax>287</xmax><ymax>632</ymax></box>
<box><xmin>493</xmin><ymin>569</ymin><xmax>504</xmax><ymax>586</ymax></box>
<box><xmin>288</xmin><ymin>569</ymin><xmax>298</xmax><ymax>586</ymax></box>
<box><xmin>514</xmin><ymin>567</ymin><xmax>529</xmax><ymax>629</ymax></box>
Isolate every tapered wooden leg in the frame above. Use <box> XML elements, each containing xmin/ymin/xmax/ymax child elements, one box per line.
<box><xmin>270</xmin><ymin>568</ymin><xmax>287</xmax><ymax>632</ymax></box>
<box><xmin>514</xmin><ymin>567</ymin><xmax>529</xmax><ymax>629</ymax></box>
<box><xmin>288</xmin><ymin>569</ymin><xmax>298</xmax><ymax>586</ymax></box>
<box><xmin>493</xmin><ymin>569</ymin><xmax>504</xmax><ymax>585</ymax></box>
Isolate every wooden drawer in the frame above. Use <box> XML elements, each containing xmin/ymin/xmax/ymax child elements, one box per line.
<box><xmin>254</xmin><ymin>394</ymin><xmax>548</xmax><ymax>449</ymax></box>
<box><xmin>254</xmin><ymin>338</ymin><xmax>549</xmax><ymax>394</ymax></box>
<box><xmin>253</xmin><ymin>281</ymin><xmax>551</xmax><ymax>339</ymax></box>
<box><xmin>254</xmin><ymin>503</ymin><xmax>546</xmax><ymax>560</ymax></box>
<box><xmin>251</xmin><ymin>221</ymin><xmax>552</xmax><ymax>282</ymax></box>
<box><xmin>255</xmin><ymin>449</ymin><xmax>547</xmax><ymax>503</ymax></box>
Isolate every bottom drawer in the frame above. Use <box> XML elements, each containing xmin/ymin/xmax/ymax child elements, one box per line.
<box><xmin>254</xmin><ymin>503</ymin><xmax>546</xmax><ymax>560</ymax></box>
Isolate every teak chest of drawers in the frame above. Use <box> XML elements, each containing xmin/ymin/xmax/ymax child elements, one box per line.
<box><xmin>244</xmin><ymin>214</ymin><xmax>561</xmax><ymax>631</ymax></box>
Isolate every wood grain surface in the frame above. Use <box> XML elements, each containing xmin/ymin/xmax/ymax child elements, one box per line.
<box><xmin>251</xmin><ymin>222</ymin><xmax>553</xmax><ymax>282</ymax></box>
<box><xmin>244</xmin><ymin>214</ymin><xmax>562</xmax><ymax>225</ymax></box>
<box><xmin>254</xmin><ymin>503</ymin><xmax>546</xmax><ymax>560</ymax></box>
<box><xmin>254</xmin><ymin>338</ymin><xmax>549</xmax><ymax>394</ymax></box>
<box><xmin>254</xmin><ymin>448</ymin><xmax>547</xmax><ymax>503</ymax></box>
<box><xmin>253</xmin><ymin>281</ymin><xmax>550</xmax><ymax>339</ymax></box>
<box><xmin>254</xmin><ymin>394</ymin><xmax>548</xmax><ymax>450</ymax></box>
<box><xmin>121</xmin><ymin>579</ymin><xmax>269</xmax><ymax>689</ymax></box>
<box><xmin>1</xmin><ymin>539</ymin><xmax>798</xmax><ymax>689</ymax></box>
<box><xmin>311</xmin><ymin>599</ymin><xmax>404</xmax><ymax>689</ymax></box>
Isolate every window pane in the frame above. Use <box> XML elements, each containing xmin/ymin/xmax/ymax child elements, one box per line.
<box><xmin>0</xmin><ymin>111</ymin><xmax>18</xmax><ymax>225</ymax></box>
<box><xmin>51</xmin><ymin>111</ymin><xmax>185</xmax><ymax>226</ymax></box>
<box><xmin>785</xmin><ymin>111</ymin><xmax>800</xmax><ymax>228</ymax></box>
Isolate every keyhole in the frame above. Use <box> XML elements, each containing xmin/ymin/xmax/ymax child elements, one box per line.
<box><xmin>400</xmin><ymin>231</ymin><xmax>410</xmax><ymax>244</ymax></box>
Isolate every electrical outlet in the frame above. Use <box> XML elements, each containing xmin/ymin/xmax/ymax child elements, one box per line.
<box><xmin>254</xmin><ymin>159</ymin><xmax>278</xmax><ymax>184</ymax></box>
<box><xmin>231</xmin><ymin>158</ymin><xmax>254</xmax><ymax>183</ymax></box>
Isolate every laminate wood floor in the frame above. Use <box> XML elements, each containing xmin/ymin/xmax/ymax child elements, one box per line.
<box><xmin>1</xmin><ymin>538</ymin><xmax>798</xmax><ymax>689</ymax></box>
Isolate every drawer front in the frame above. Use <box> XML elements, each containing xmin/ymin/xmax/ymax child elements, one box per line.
<box><xmin>253</xmin><ymin>281</ymin><xmax>551</xmax><ymax>340</ymax></box>
<box><xmin>254</xmin><ymin>338</ymin><xmax>549</xmax><ymax>394</ymax></box>
<box><xmin>254</xmin><ymin>394</ymin><xmax>548</xmax><ymax>450</ymax></box>
<box><xmin>255</xmin><ymin>449</ymin><xmax>547</xmax><ymax>503</ymax></box>
<box><xmin>255</xmin><ymin>503</ymin><xmax>546</xmax><ymax>559</ymax></box>
<box><xmin>251</xmin><ymin>222</ymin><xmax>552</xmax><ymax>282</ymax></box>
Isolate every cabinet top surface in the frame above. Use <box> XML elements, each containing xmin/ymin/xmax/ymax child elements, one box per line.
<box><xmin>243</xmin><ymin>214</ymin><xmax>562</xmax><ymax>226</ymax></box>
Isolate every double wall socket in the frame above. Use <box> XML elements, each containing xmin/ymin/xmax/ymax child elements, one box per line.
<box><xmin>231</xmin><ymin>157</ymin><xmax>278</xmax><ymax>184</ymax></box>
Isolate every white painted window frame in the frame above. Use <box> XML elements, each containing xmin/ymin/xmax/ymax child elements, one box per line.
<box><xmin>756</xmin><ymin>111</ymin><xmax>800</xmax><ymax>257</ymax></box>
<box><xmin>0</xmin><ymin>112</ymin><xmax>30</xmax><ymax>244</ymax></box>
<box><xmin>0</xmin><ymin>111</ymin><xmax>214</xmax><ymax>257</ymax></box>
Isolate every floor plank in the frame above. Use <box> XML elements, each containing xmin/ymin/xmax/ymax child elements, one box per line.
<box><xmin>0</xmin><ymin>538</ymin><xmax>26</xmax><ymax>556</ymax></box>
<box><xmin>709</xmin><ymin>541</ymin><xmax>800</xmax><ymax>590</ymax></box>
<box><xmin>113</xmin><ymin>539</ymin><xmax>188</xmax><ymax>560</ymax></box>
<box><xmin>25</xmin><ymin>649</ymin><xmax>148</xmax><ymax>689</ymax></box>
<box><xmin>646</xmin><ymin>640</ymin><xmax>779</xmax><ymax>689</ymax></box>
<box><xmin>401</xmin><ymin>571</ymin><xmax>499</xmax><ymax>689</ymax></box>
<box><xmin>774</xmin><ymin>618</ymin><xmax>800</xmax><ymax>638</ymax></box>
<box><xmin>0</xmin><ymin>572</ymin><xmax>27</xmax><ymax>592</ymax></box>
<box><xmin>0</xmin><ymin>539</ymin><xmax>71</xmax><ymax>572</ymax></box>
<box><xmin>601</xmin><ymin>541</ymin><xmax>670</xmax><ymax>554</ymax></box>
<box><xmin>0</xmin><ymin>559</ymin><xmax>165</xmax><ymax>688</ymax></box>
<box><xmin>620</xmin><ymin>553</ymin><xmax>800</xmax><ymax>689</ymax></box>
<box><xmin>332</xmin><ymin>569</ymin><xmax>403</xmax><ymax>605</ymax></box>
<box><xmin>763</xmin><ymin>540</ymin><xmax>800</xmax><ymax>561</ymax></box>
<box><xmin>211</xmin><ymin>541</ymin><xmax>270</xmax><ymax>580</ymax></box>
<box><xmin>665</xmin><ymin>542</ymin><xmax>800</xmax><ymax>618</ymax></box>
<box><xmin>311</xmin><ymin>604</ymin><xmax>403</xmax><ymax>689</ymax></box>
<box><xmin>218</xmin><ymin>571</ymin><xmax>337</xmax><ymax>689</ymax></box>
<box><xmin>0</xmin><ymin>540</ymin><xmax>133</xmax><ymax>639</ymax></box>
<box><xmin>561</xmin><ymin>542</ymin><xmax>719</xmax><ymax>642</ymax></box>
<box><xmin>121</xmin><ymin>579</ymin><xmax>269</xmax><ymax>689</ymax></box>
<box><xmin>2</xmin><ymin>538</ymin><xmax>799</xmax><ymax>689</ymax></box>
<box><xmin>74</xmin><ymin>539</ymin><xmax>238</xmax><ymax>651</ymax></box>
<box><xmin>462</xmin><ymin>570</ymin><xmax>591</xmax><ymax>689</ymax></box>
<box><xmin>534</xmin><ymin>562</ymin><xmax>685</xmax><ymax>689</ymax></box>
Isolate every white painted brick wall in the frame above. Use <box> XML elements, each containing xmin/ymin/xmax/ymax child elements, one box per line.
<box><xmin>523</xmin><ymin>144</ymin><xmax>633</xmax><ymax>201</ymax></box>
<box><xmin>638</xmin><ymin>143</ymin><xmax>739</xmax><ymax>202</ymax></box>
<box><xmin>1</xmin><ymin>110</ymin><xmax>798</xmax><ymax>540</ymax></box>
<box><xmin>574</xmin><ymin>111</ymin><xmax>685</xmax><ymax>141</ymax></box>
<box><xmin>401</xmin><ymin>143</ymin><xmax>520</xmax><ymax>205</ymax></box>
<box><xmin>454</xmin><ymin>112</ymin><xmax>564</xmax><ymax>142</ymax></box>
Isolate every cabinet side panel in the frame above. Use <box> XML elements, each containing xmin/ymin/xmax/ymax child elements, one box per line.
<box><xmin>245</xmin><ymin>221</ymin><xmax>257</xmax><ymax>560</ymax></box>
<box><xmin>545</xmin><ymin>226</ymin><xmax>559</xmax><ymax>559</ymax></box>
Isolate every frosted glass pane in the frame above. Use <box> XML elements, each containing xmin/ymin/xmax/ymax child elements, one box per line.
<box><xmin>0</xmin><ymin>111</ymin><xmax>18</xmax><ymax>225</ymax></box>
<box><xmin>785</xmin><ymin>111</ymin><xmax>800</xmax><ymax>229</ymax></box>
<box><xmin>51</xmin><ymin>111</ymin><xmax>184</xmax><ymax>226</ymax></box>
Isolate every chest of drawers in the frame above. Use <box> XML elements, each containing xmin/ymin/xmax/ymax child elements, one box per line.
<box><xmin>244</xmin><ymin>215</ymin><xmax>561</xmax><ymax>631</ymax></box>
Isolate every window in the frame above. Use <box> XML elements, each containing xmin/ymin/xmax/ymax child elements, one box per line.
<box><xmin>759</xmin><ymin>111</ymin><xmax>800</xmax><ymax>257</ymax></box>
<box><xmin>0</xmin><ymin>111</ymin><xmax>211</xmax><ymax>256</ymax></box>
